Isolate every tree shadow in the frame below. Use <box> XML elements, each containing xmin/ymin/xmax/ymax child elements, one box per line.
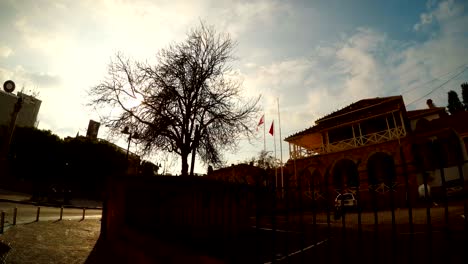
<box><xmin>0</xmin><ymin>241</ymin><xmax>11</xmax><ymax>264</ymax></box>
<box><xmin>84</xmin><ymin>237</ymin><xmax>119</xmax><ymax>264</ymax></box>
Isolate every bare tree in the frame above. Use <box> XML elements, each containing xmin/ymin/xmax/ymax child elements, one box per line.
<box><xmin>89</xmin><ymin>23</ymin><xmax>260</xmax><ymax>176</ymax></box>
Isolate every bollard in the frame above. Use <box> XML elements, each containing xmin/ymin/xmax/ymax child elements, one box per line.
<box><xmin>13</xmin><ymin>207</ymin><xmax>17</xmax><ymax>225</ymax></box>
<box><xmin>82</xmin><ymin>208</ymin><xmax>86</xmax><ymax>220</ymax></box>
<box><xmin>0</xmin><ymin>211</ymin><xmax>4</xmax><ymax>234</ymax></box>
<box><xmin>59</xmin><ymin>207</ymin><xmax>63</xmax><ymax>221</ymax></box>
<box><xmin>36</xmin><ymin>207</ymin><xmax>40</xmax><ymax>222</ymax></box>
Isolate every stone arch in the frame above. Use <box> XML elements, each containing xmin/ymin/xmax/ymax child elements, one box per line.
<box><xmin>433</xmin><ymin>129</ymin><xmax>466</xmax><ymax>192</ymax></box>
<box><xmin>435</xmin><ymin>129</ymin><xmax>464</xmax><ymax>167</ymax></box>
<box><xmin>332</xmin><ymin>159</ymin><xmax>359</xmax><ymax>193</ymax></box>
<box><xmin>367</xmin><ymin>152</ymin><xmax>396</xmax><ymax>189</ymax></box>
<box><xmin>303</xmin><ymin>167</ymin><xmax>324</xmax><ymax>201</ymax></box>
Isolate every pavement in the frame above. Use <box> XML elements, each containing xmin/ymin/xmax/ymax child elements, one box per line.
<box><xmin>1</xmin><ymin>188</ymin><xmax>464</xmax><ymax>263</ymax></box>
<box><xmin>0</xmin><ymin>189</ymin><xmax>226</xmax><ymax>264</ymax></box>
<box><xmin>0</xmin><ymin>219</ymin><xmax>101</xmax><ymax>264</ymax></box>
<box><xmin>0</xmin><ymin>189</ymin><xmax>104</xmax><ymax>264</ymax></box>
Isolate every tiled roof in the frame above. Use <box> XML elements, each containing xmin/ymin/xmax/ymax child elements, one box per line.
<box><xmin>315</xmin><ymin>96</ymin><xmax>402</xmax><ymax>123</ymax></box>
<box><xmin>285</xmin><ymin>96</ymin><xmax>403</xmax><ymax>141</ymax></box>
<box><xmin>406</xmin><ymin>107</ymin><xmax>446</xmax><ymax>119</ymax></box>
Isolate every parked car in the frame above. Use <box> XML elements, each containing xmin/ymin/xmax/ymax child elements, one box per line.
<box><xmin>48</xmin><ymin>184</ymin><xmax>72</xmax><ymax>204</ymax></box>
<box><xmin>334</xmin><ymin>193</ymin><xmax>357</xmax><ymax>219</ymax></box>
<box><xmin>445</xmin><ymin>180</ymin><xmax>463</xmax><ymax>198</ymax></box>
<box><xmin>334</xmin><ymin>193</ymin><xmax>357</xmax><ymax>210</ymax></box>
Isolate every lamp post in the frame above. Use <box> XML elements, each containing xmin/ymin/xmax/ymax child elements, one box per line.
<box><xmin>121</xmin><ymin>126</ymin><xmax>139</xmax><ymax>161</ymax></box>
<box><xmin>1</xmin><ymin>80</ymin><xmax>21</xmax><ymax>162</ymax></box>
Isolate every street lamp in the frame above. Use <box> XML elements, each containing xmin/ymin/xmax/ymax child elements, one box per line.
<box><xmin>121</xmin><ymin>126</ymin><xmax>139</xmax><ymax>160</ymax></box>
<box><xmin>1</xmin><ymin>80</ymin><xmax>22</xmax><ymax>160</ymax></box>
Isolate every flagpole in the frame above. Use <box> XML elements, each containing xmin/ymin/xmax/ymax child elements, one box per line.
<box><xmin>277</xmin><ymin>98</ymin><xmax>284</xmax><ymax>191</ymax></box>
<box><xmin>273</xmin><ymin>120</ymin><xmax>277</xmax><ymax>189</ymax></box>
<box><xmin>257</xmin><ymin>114</ymin><xmax>266</xmax><ymax>152</ymax></box>
<box><xmin>263</xmin><ymin>112</ymin><xmax>266</xmax><ymax>152</ymax></box>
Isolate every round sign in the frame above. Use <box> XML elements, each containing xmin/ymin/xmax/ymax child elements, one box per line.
<box><xmin>3</xmin><ymin>80</ymin><xmax>15</xmax><ymax>93</ymax></box>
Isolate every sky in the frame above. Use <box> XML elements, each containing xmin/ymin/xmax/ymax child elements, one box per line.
<box><xmin>1</xmin><ymin>0</ymin><xmax>468</xmax><ymax>174</ymax></box>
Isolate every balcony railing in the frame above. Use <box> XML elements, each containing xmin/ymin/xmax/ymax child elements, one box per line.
<box><xmin>291</xmin><ymin>126</ymin><xmax>406</xmax><ymax>159</ymax></box>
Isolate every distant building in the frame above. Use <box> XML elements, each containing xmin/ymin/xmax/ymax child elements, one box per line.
<box><xmin>206</xmin><ymin>163</ymin><xmax>269</xmax><ymax>186</ymax></box>
<box><xmin>86</xmin><ymin>120</ymin><xmax>100</xmax><ymax>139</ymax></box>
<box><xmin>0</xmin><ymin>90</ymin><xmax>41</xmax><ymax>128</ymax></box>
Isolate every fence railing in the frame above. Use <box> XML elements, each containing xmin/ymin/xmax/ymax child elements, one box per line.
<box><xmin>290</xmin><ymin>126</ymin><xmax>407</xmax><ymax>159</ymax></box>
<box><xmin>0</xmin><ymin>205</ymin><xmax>97</xmax><ymax>234</ymax></box>
<box><xmin>101</xmin><ymin>175</ymin><xmax>468</xmax><ymax>263</ymax></box>
<box><xmin>252</xmin><ymin>184</ymin><xmax>467</xmax><ymax>264</ymax></box>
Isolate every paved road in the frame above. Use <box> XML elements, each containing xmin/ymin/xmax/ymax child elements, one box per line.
<box><xmin>0</xmin><ymin>202</ymin><xmax>102</xmax><ymax>229</ymax></box>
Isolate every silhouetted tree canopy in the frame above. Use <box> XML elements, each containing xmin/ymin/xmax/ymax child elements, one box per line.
<box><xmin>447</xmin><ymin>90</ymin><xmax>464</xmax><ymax>115</ymax></box>
<box><xmin>9</xmin><ymin>126</ymin><xmax>62</xmax><ymax>182</ymax></box>
<box><xmin>63</xmin><ymin>136</ymin><xmax>127</xmax><ymax>180</ymax></box>
<box><xmin>246</xmin><ymin>150</ymin><xmax>278</xmax><ymax>170</ymax></box>
<box><xmin>139</xmin><ymin>160</ymin><xmax>159</xmax><ymax>176</ymax></box>
<box><xmin>461</xmin><ymin>82</ymin><xmax>468</xmax><ymax>110</ymax></box>
<box><xmin>7</xmin><ymin>127</ymin><xmax>129</xmax><ymax>199</ymax></box>
<box><xmin>89</xmin><ymin>23</ymin><xmax>260</xmax><ymax>176</ymax></box>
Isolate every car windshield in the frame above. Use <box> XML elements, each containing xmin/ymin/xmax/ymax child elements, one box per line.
<box><xmin>337</xmin><ymin>194</ymin><xmax>353</xmax><ymax>200</ymax></box>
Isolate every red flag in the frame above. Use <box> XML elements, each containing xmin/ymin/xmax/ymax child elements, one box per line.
<box><xmin>257</xmin><ymin>115</ymin><xmax>264</xmax><ymax>126</ymax></box>
<box><xmin>269</xmin><ymin>121</ymin><xmax>274</xmax><ymax>136</ymax></box>
<box><xmin>257</xmin><ymin>115</ymin><xmax>264</xmax><ymax>131</ymax></box>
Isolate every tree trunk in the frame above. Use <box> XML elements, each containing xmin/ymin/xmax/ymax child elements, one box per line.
<box><xmin>181</xmin><ymin>151</ymin><xmax>189</xmax><ymax>177</ymax></box>
<box><xmin>190</xmin><ymin>125</ymin><xmax>200</xmax><ymax>177</ymax></box>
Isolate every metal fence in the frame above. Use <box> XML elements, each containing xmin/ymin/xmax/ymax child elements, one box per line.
<box><xmin>251</xmin><ymin>181</ymin><xmax>468</xmax><ymax>264</ymax></box>
<box><xmin>102</xmin><ymin>175</ymin><xmax>468</xmax><ymax>264</ymax></box>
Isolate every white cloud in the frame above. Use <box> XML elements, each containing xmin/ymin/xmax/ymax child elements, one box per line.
<box><xmin>242</xmin><ymin>0</ymin><xmax>468</xmax><ymax>141</ymax></box>
<box><xmin>414</xmin><ymin>0</ymin><xmax>465</xmax><ymax>31</ymax></box>
<box><xmin>14</xmin><ymin>14</ymin><xmax>73</xmax><ymax>57</ymax></box>
<box><xmin>1</xmin><ymin>0</ymin><xmax>467</xmax><ymax>172</ymax></box>
<box><xmin>0</xmin><ymin>45</ymin><xmax>13</xmax><ymax>57</ymax></box>
<box><xmin>215</xmin><ymin>0</ymin><xmax>292</xmax><ymax>38</ymax></box>
<box><xmin>241</xmin><ymin>27</ymin><xmax>389</xmax><ymax>136</ymax></box>
<box><xmin>0</xmin><ymin>65</ymin><xmax>61</xmax><ymax>90</ymax></box>
<box><xmin>435</xmin><ymin>0</ymin><xmax>464</xmax><ymax>20</ymax></box>
<box><xmin>414</xmin><ymin>13</ymin><xmax>434</xmax><ymax>31</ymax></box>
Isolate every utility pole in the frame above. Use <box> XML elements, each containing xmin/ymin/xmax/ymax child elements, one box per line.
<box><xmin>121</xmin><ymin>126</ymin><xmax>139</xmax><ymax>174</ymax></box>
<box><xmin>1</xmin><ymin>81</ymin><xmax>21</xmax><ymax>160</ymax></box>
<box><xmin>1</xmin><ymin>80</ymin><xmax>20</xmax><ymax>180</ymax></box>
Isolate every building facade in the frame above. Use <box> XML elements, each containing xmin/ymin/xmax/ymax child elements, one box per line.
<box><xmin>0</xmin><ymin>90</ymin><xmax>41</xmax><ymax>128</ymax></box>
<box><xmin>284</xmin><ymin>96</ymin><xmax>468</xmax><ymax>209</ymax></box>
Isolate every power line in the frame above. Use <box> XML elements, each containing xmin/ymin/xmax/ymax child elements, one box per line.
<box><xmin>405</xmin><ymin>66</ymin><xmax>468</xmax><ymax>107</ymax></box>
<box><xmin>401</xmin><ymin>63</ymin><xmax>467</xmax><ymax>95</ymax></box>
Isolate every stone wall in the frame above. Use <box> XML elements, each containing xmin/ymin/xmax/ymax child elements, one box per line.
<box><xmin>284</xmin><ymin>137</ymin><xmax>420</xmax><ymax>209</ymax></box>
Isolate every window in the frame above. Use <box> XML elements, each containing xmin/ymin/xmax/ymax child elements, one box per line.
<box><xmin>328</xmin><ymin>126</ymin><xmax>353</xmax><ymax>143</ymax></box>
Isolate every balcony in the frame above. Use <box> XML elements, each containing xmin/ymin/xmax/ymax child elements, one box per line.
<box><xmin>291</xmin><ymin>126</ymin><xmax>406</xmax><ymax>159</ymax></box>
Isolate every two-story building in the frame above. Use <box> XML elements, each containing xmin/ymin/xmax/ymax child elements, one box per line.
<box><xmin>284</xmin><ymin>96</ymin><xmax>467</xmax><ymax>209</ymax></box>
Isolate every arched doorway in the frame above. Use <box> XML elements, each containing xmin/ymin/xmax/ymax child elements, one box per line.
<box><xmin>304</xmin><ymin>168</ymin><xmax>325</xmax><ymax>202</ymax></box>
<box><xmin>367</xmin><ymin>152</ymin><xmax>397</xmax><ymax>209</ymax></box>
<box><xmin>367</xmin><ymin>152</ymin><xmax>396</xmax><ymax>191</ymax></box>
<box><xmin>433</xmin><ymin>130</ymin><xmax>465</xmax><ymax>197</ymax></box>
<box><xmin>332</xmin><ymin>159</ymin><xmax>359</xmax><ymax>194</ymax></box>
